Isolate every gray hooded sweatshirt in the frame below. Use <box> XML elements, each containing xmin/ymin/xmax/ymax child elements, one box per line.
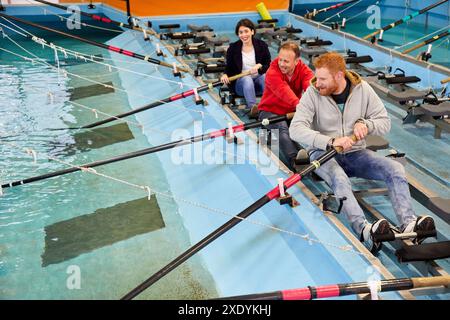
<box><xmin>289</xmin><ymin>70</ymin><xmax>390</xmax><ymax>153</ymax></box>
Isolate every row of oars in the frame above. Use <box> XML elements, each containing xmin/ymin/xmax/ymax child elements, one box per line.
<box><xmin>3</xmin><ymin>1</ymin><xmax>449</xmax><ymax>300</ymax></box>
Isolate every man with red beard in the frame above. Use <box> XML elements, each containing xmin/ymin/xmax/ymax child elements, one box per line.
<box><xmin>257</xmin><ymin>41</ymin><xmax>314</xmax><ymax>171</ymax></box>
<box><xmin>289</xmin><ymin>52</ymin><xmax>435</xmax><ymax>254</ymax></box>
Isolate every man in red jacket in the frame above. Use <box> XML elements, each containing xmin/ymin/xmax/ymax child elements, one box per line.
<box><xmin>257</xmin><ymin>41</ymin><xmax>314</xmax><ymax>171</ymax></box>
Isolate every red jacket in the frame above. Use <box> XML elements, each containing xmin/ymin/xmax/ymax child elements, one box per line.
<box><xmin>258</xmin><ymin>57</ymin><xmax>314</xmax><ymax>115</ymax></box>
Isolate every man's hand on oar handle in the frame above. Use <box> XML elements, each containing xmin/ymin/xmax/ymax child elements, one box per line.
<box><xmin>221</xmin><ymin>64</ymin><xmax>263</xmax><ymax>84</ymax></box>
<box><xmin>333</xmin><ymin>135</ymin><xmax>358</xmax><ymax>153</ymax></box>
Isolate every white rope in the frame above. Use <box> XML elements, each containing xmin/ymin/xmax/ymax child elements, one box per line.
<box><xmin>0</xmin><ymin>20</ymin><xmax>199</xmax><ymax>88</ymax></box>
<box><xmin>0</xmin><ymin>43</ymin><xmax>214</xmax><ymax>120</ymax></box>
<box><xmin>0</xmin><ymin>140</ymin><xmax>362</xmax><ymax>256</ymax></box>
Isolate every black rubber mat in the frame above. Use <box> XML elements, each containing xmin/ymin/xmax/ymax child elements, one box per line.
<box><xmin>69</xmin><ymin>81</ymin><xmax>115</xmax><ymax>100</ymax></box>
<box><xmin>42</xmin><ymin>197</ymin><xmax>164</xmax><ymax>267</ymax></box>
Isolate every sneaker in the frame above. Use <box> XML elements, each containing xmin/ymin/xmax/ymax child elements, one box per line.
<box><xmin>402</xmin><ymin>216</ymin><xmax>436</xmax><ymax>244</ymax></box>
<box><xmin>294</xmin><ymin>149</ymin><xmax>310</xmax><ymax>165</ymax></box>
<box><xmin>360</xmin><ymin>219</ymin><xmax>390</xmax><ymax>254</ymax></box>
<box><xmin>249</xmin><ymin>104</ymin><xmax>259</xmax><ymax>119</ymax></box>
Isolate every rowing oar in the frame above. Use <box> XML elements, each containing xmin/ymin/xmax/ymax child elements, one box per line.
<box><xmin>402</xmin><ymin>29</ymin><xmax>450</xmax><ymax>54</ymax></box>
<box><xmin>305</xmin><ymin>0</ymin><xmax>358</xmax><ymax>19</ymax></box>
<box><xmin>120</xmin><ymin>135</ymin><xmax>357</xmax><ymax>300</ymax></box>
<box><xmin>0</xmin><ymin>13</ymin><xmax>186</xmax><ymax>73</ymax></box>
<box><xmin>77</xmin><ymin>66</ymin><xmax>261</xmax><ymax>129</ymax></box>
<box><xmin>441</xmin><ymin>77</ymin><xmax>450</xmax><ymax>84</ymax></box>
<box><xmin>0</xmin><ymin>112</ymin><xmax>291</xmax><ymax>190</ymax></box>
<box><xmin>217</xmin><ymin>275</ymin><xmax>450</xmax><ymax>300</ymax></box>
<box><xmin>363</xmin><ymin>0</ymin><xmax>449</xmax><ymax>41</ymax></box>
<box><xmin>31</xmin><ymin>0</ymin><xmax>146</xmax><ymax>34</ymax></box>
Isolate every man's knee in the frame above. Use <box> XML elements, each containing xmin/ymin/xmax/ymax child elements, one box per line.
<box><xmin>384</xmin><ymin>159</ymin><xmax>407</xmax><ymax>180</ymax></box>
<box><xmin>330</xmin><ymin>174</ymin><xmax>353</xmax><ymax>191</ymax></box>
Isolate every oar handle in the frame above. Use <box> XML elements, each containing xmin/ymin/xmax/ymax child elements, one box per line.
<box><xmin>363</xmin><ymin>29</ymin><xmax>381</xmax><ymax>40</ymax></box>
<box><xmin>412</xmin><ymin>275</ymin><xmax>450</xmax><ymax>288</ymax></box>
<box><xmin>441</xmin><ymin>77</ymin><xmax>450</xmax><ymax>84</ymax></box>
<box><xmin>333</xmin><ymin>134</ymin><xmax>358</xmax><ymax>153</ymax></box>
<box><xmin>158</xmin><ymin>60</ymin><xmax>188</xmax><ymax>73</ymax></box>
<box><xmin>228</xmin><ymin>64</ymin><xmax>263</xmax><ymax>82</ymax></box>
<box><xmin>402</xmin><ymin>42</ymin><xmax>424</xmax><ymax>54</ymax></box>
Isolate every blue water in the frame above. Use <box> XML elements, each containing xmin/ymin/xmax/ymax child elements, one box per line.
<box><xmin>0</xmin><ymin>26</ymin><xmax>217</xmax><ymax>299</ymax></box>
<box><xmin>339</xmin><ymin>18</ymin><xmax>450</xmax><ymax>68</ymax></box>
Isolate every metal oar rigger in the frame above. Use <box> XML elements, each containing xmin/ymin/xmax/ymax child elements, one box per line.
<box><xmin>120</xmin><ymin>135</ymin><xmax>358</xmax><ymax>300</ymax></box>
<box><xmin>0</xmin><ymin>112</ymin><xmax>292</xmax><ymax>190</ymax></box>
<box><xmin>0</xmin><ymin>13</ymin><xmax>186</xmax><ymax>73</ymax></box>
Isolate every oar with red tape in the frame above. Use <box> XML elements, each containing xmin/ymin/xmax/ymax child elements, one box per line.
<box><xmin>120</xmin><ymin>135</ymin><xmax>358</xmax><ymax>300</ymax></box>
<box><xmin>78</xmin><ymin>65</ymin><xmax>261</xmax><ymax>129</ymax></box>
<box><xmin>0</xmin><ymin>13</ymin><xmax>185</xmax><ymax>72</ymax></box>
<box><xmin>0</xmin><ymin>111</ymin><xmax>289</xmax><ymax>190</ymax></box>
<box><xmin>31</xmin><ymin>0</ymin><xmax>148</xmax><ymax>33</ymax></box>
<box><xmin>218</xmin><ymin>275</ymin><xmax>450</xmax><ymax>300</ymax></box>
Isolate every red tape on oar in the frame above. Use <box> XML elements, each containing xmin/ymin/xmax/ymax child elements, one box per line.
<box><xmin>218</xmin><ymin>275</ymin><xmax>450</xmax><ymax>300</ymax></box>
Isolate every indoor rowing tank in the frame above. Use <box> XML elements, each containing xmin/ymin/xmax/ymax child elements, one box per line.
<box><xmin>0</xmin><ymin>0</ymin><xmax>448</xmax><ymax>300</ymax></box>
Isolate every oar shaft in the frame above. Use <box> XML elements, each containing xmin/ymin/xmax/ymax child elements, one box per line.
<box><xmin>319</xmin><ymin>0</ymin><xmax>358</xmax><ymax>13</ymax></box>
<box><xmin>219</xmin><ymin>275</ymin><xmax>450</xmax><ymax>300</ymax></box>
<box><xmin>121</xmin><ymin>195</ymin><xmax>271</xmax><ymax>300</ymax></box>
<box><xmin>441</xmin><ymin>77</ymin><xmax>450</xmax><ymax>84</ymax></box>
<box><xmin>32</xmin><ymin>0</ymin><xmax>138</xmax><ymax>32</ymax></box>
<box><xmin>0</xmin><ymin>13</ymin><xmax>183</xmax><ymax>72</ymax></box>
<box><xmin>81</xmin><ymin>65</ymin><xmax>262</xmax><ymax>129</ymax></box>
<box><xmin>121</xmin><ymin>143</ymin><xmax>344</xmax><ymax>300</ymax></box>
<box><xmin>306</xmin><ymin>0</ymin><xmax>358</xmax><ymax>18</ymax></box>
<box><xmin>402</xmin><ymin>29</ymin><xmax>449</xmax><ymax>54</ymax></box>
<box><xmin>1</xmin><ymin>114</ymin><xmax>289</xmax><ymax>189</ymax></box>
<box><xmin>363</xmin><ymin>0</ymin><xmax>448</xmax><ymax>40</ymax></box>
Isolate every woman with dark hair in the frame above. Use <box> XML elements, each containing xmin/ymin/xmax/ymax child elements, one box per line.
<box><xmin>220</xmin><ymin>18</ymin><xmax>271</xmax><ymax>109</ymax></box>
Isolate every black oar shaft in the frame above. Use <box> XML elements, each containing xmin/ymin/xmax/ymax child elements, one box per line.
<box><xmin>121</xmin><ymin>195</ymin><xmax>271</xmax><ymax>300</ymax></box>
<box><xmin>363</xmin><ymin>0</ymin><xmax>448</xmax><ymax>40</ymax></box>
<box><xmin>81</xmin><ymin>67</ymin><xmax>261</xmax><ymax>129</ymax></box>
<box><xmin>402</xmin><ymin>29</ymin><xmax>449</xmax><ymax>54</ymax></box>
<box><xmin>32</xmin><ymin>0</ymin><xmax>135</xmax><ymax>32</ymax></box>
<box><xmin>121</xmin><ymin>145</ymin><xmax>342</xmax><ymax>300</ymax></box>
<box><xmin>218</xmin><ymin>275</ymin><xmax>450</xmax><ymax>300</ymax></box>
<box><xmin>0</xmin><ymin>13</ymin><xmax>182</xmax><ymax>71</ymax></box>
<box><xmin>1</xmin><ymin>114</ymin><xmax>291</xmax><ymax>189</ymax></box>
<box><xmin>306</xmin><ymin>0</ymin><xmax>358</xmax><ymax>18</ymax></box>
